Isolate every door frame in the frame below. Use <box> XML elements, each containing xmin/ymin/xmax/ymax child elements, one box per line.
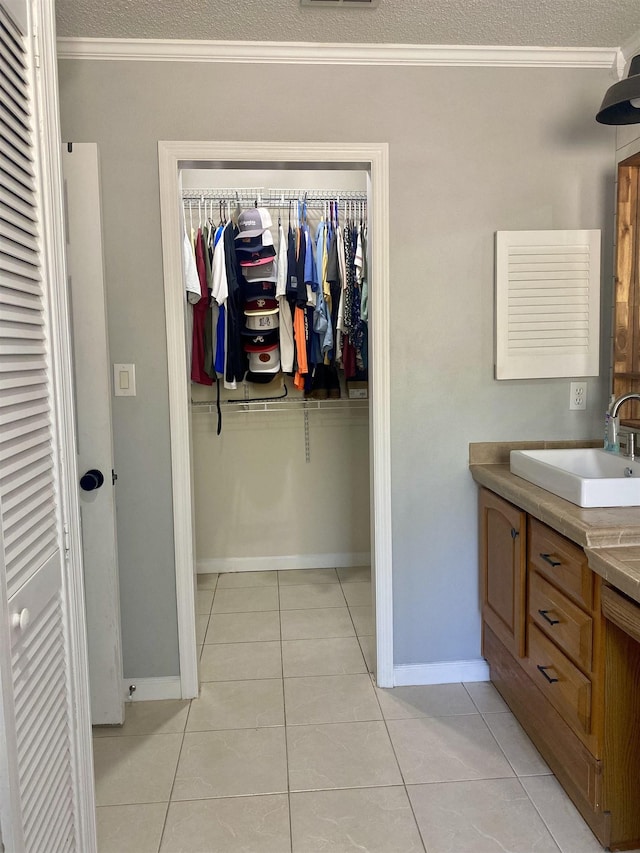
<box><xmin>158</xmin><ymin>141</ymin><xmax>393</xmax><ymax>693</ymax></box>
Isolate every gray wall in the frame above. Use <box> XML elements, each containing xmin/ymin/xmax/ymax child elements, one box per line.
<box><xmin>57</xmin><ymin>59</ymin><xmax>616</xmax><ymax>677</ymax></box>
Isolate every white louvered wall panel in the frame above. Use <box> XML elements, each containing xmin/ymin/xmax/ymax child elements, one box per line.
<box><xmin>1</xmin><ymin>2</ymin><xmax>78</xmax><ymax>849</ymax></box>
<box><xmin>495</xmin><ymin>230</ymin><xmax>601</xmax><ymax>379</ymax></box>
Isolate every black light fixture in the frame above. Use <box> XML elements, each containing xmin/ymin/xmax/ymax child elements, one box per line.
<box><xmin>596</xmin><ymin>55</ymin><xmax>640</xmax><ymax>125</ymax></box>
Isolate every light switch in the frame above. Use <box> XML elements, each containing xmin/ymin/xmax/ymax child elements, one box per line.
<box><xmin>114</xmin><ymin>363</ymin><xmax>136</xmax><ymax>396</ymax></box>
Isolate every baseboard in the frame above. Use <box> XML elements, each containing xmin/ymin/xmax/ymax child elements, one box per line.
<box><xmin>393</xmin><ymin>659</ymin><xmax>490</xmax><ymax>686</ymax></box>
<box><xmin>197</xmin><ymin>552</ymin><xmax>371</xmax><ymax>573</ymax></box>
<box><xmin>123</xmin><ymin>676</ymin><xmax>182</xmax><ymax>702</ymax></box>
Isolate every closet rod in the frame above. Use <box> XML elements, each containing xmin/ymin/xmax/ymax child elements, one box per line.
<box><xmin>191</xmin><ymin>398</ymin><xmax>368</xmax><ymax>415</ymax></box>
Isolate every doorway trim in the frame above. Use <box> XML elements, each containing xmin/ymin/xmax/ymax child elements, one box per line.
<box><xmin>158</xmin><ymin>141</ymin><xmax>392</xmax><ymax>693</ymax></box>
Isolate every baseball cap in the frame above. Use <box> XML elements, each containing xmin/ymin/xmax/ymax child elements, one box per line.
<box><xmin>236</xmin><ymin>208</ymin><xmax>273</xmax><ymax>239</ymax></box>
<box><xmin>241</xmin><ymin>280</ymin><xmax>277</xmax><ymax>300</ymax></box>
<box><xmin>242</xmin><ymin>259</ymin><xmax>277</xmax><ymax>282</ymax></box>
<box><xmin>240</xmin><ymin>329</ymin><xmax>279</xmax><ymax>347</ymax></box>
<box><xmin>245</xmin><ymin>313</ymin><xmax>280</xmax><ymax>332</ymax></box>
<box><xmin>244</xmin><ymin>297</ymin><xmax>278</xmax><ymax>316</ymax></box>
<box><xmin>239</xmin><ymin>248</ymin><xmax>277</xmax><ymax>267</ymax></box>
<box><xmin>245</xmin><ymin>343</ymin><xmax>280</xmax><ymax>374</ymax></box>
<box><xmin>235</xmin><ymin>230</ymin><xmax>274</xmax><ymax>252</ymax></box>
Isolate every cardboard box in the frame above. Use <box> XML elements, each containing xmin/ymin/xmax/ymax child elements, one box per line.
<box><xmin>347</xmin><ymin>381</ymin><xmax>368</xmax><ymax>400</ymax></box>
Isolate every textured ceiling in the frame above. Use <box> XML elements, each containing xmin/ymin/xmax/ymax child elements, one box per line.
<box><xmin>55</xmin><ymin>0</ymin><xmax>640</xmax><ymax>47</ymax></box>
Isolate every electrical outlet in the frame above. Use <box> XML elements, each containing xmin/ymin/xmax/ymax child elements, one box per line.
<box><xmin>570</xmin><ymin>381</ymin><xmax>587</xmax><ymax>411</ymax></box>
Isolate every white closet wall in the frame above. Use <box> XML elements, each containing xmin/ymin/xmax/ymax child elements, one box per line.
<box><xmin>185</xmin><ymin>169</ymin><xmax>371</xmax><ymax>572</ymax></box>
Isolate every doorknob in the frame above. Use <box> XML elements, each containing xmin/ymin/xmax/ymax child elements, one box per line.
<box><xmin>80</xmin><ymin>469</ymin><xmax>104</xmax><ymax>491</ymax></box>
<box><xmin>12</xmin><ymin>608</ymin><xmax>30</xmax><ymax>630</ymax></box>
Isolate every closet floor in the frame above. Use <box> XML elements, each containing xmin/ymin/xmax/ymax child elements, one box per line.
<box><xmin>93</xmin><ymin>567</ymin><xmax>615</xmax><ymax>853</ymax></box>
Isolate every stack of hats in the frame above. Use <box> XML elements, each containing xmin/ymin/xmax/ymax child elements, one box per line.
<box><xmin>235</xmin><ymin>208</ymin><xmax>280</xmax><ymax>383</ymax></box>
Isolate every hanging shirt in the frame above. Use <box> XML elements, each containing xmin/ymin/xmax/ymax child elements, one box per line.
<box><xmin>191</xmin><ymin>229</ymin><xmax>213</xmax><ymax>386</ymax></box>
<box><xmin>183</xmin><ymin>229</ymin><xmax>201</xmax><ymax>305</ymax></box>
<box><xmin>223</xmin><ymin>221</ymin><xmax>245</xmax><ymax>387</ymax></box>
<box><xmin>211</xmin><ymin>223</ymin><xmax>228</xmax><ymax>378</ymax></box>
<box><xmin>293</xmin><ymin>306</ymin><xmax>309</xmax><ymax>390</ymax></box>
<box><xmin>359</xmin><ymin>224</ymin><xmax>369</xmax><ymax>324</ymax></box>
<box><xmin>303</xmin><ymin>224</ymin><xmax>319</xmax><ymax>293</ymax></box>
<box><xmin>277</xmin><ymin>222</ymin><xmax>295</xmax><ymax>373</ymax></box>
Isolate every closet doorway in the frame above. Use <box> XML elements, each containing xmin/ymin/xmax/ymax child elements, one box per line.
<box><xmin>158</xmin><ymin>142</ymin><xmax>392</xmax><ymax>695</ymax></box>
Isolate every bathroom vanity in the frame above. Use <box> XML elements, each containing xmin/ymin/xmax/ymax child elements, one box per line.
<box><xmin>471</xmin><ymin>444</ymin><xmax>640</xmax><ymax>851</ymax></box>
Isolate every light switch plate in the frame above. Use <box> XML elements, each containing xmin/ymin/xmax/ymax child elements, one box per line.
<box><xmin>114</xmin><ymin>363</ymin><xmax>136</xmax><ymax>397</ymax></box>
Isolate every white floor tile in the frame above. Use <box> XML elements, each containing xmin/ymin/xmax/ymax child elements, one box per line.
<box><xmin>199</xmin><ymin>640</ymin><xmax>282</xmax><ymax>681</ymax></box>
<box><xmin>282</xmin><ymin>637</ymin><xmax>366</xmax><ymax>677</ymax></box>
<box><xmin>196</xmin><ymin>573</ymin><xmax>218</xmax><ymax>590</ymax></box>
<box><xmin>375</xmin><ymin>683</ymin><xmax>477</xmax><ymax>720</ymax></box>
<box><xmin>387</xmin><ymin>715</ymin><xmax>514</xmax><ymax>784</ymax></box>
<box><xmin>284</xmin><ymin>674</ymin><xmax>381</xmax><ymax>725</ymax></box>
<box><xmin>279</xmin><ymin>583</ymin><xmax>346</xmax><ymax>610</ymax></box>
<box><xmin>287</xmin><ymin>721</ymin><xmax>402</xmax><ymax>791</ymax></box>
<box><xmin>342</xmin><ymin>581</ymin><xmax>372</xmax><ymax>607</ymax></box>
<box><xmin>337</xmin><ymin>565</ymin><xmax>371</xmax><ymax>583</ymax></box>
<box><xmin>291</xmin><ymin>787</ymin><xmax>424</xmax><ymax>853</ymax></box>
<box><xmin>522</xmin><ymin>775</ymin><xmax>609</xmax><ymax>853</ymax></box>
<box><xmin>172</xmin><ymin>728</ymin><xmax>288</xmax><ymax>800</ymax></box>
<box><xmin>205</xmin><ymin>610</ymin><xmax>280</xmax><ymax>644</ymax></box>
<box><xmin>160</xmin><ymin>795</ymin><xmax>290</xmax><ymax>853</ymax></box>
<box><xmin>93</xmin><ymin>700</ymin><xmax>189</xmax><ymax>738</ymax></box>
<box><xmin>280</xmin><ymin>607</ymin><xmax>355</xmax><ymax>640</ymax></box>
<box><xmin>349</xmin><ymin>605</ymin><xmax>374</xmax><ymax>636</ymax></box>
<box><xmin>408</xmin><ymin>778</ymin><xmax>561</xmax><ymax>852</ymax></box>
<box><xmin>484</xmin><ymin>711</ymin><xmax>551</xmax><ymax>777</ymax></box>
<box><xmin>464</xmin><ymin>680</ymin><xmax>509</xmax><ymax>713</ymax></box>
<box><xmin>216</xmin><ymin>570</ymin><xmax>278</xmax><ymax>588</ymax></box>
<box><xmin>93</xmin><ymin>734</ymin><xmax>182</xmax><ymax>806</ymax></box>
<box><xmin>278</xmin><ymin>568</ymin><xmax>339</xmax><ymax>585</ymax></box>
<box><xmin>96</xmin><ymin>803</ymin><xmax>167</xmax><ymax>853</ymax></box>
<box><xmin>187</xmin><ymin>679</ymin><xmax>284</xmax><ymax>730</ymax></box>
<box><xmin>212</xmin><ymin>586</ymin><xmax>279</xmax><ymax>613</ymax></box>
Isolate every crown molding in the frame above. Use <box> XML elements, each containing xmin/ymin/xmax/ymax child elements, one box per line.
<box><xmin>56</xmin><ymin>37</ymin><xmax>619</xmax><ymax>69</ymax></box>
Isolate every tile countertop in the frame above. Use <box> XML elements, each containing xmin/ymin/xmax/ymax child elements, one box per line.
<box><xmin>469</xmin><ymin>441</ymin><xmax>640</xmax><ymax>605</ymax></box>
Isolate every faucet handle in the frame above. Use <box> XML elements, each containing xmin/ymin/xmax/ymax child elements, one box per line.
<box><xmin>619</xmin><ymin>429</ymin><xmax>639</xmax><ymax>459</ymax></box>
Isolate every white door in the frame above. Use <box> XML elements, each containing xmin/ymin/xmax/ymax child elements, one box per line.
<box><xmin>0</xmin><ymin>0</ymin><xmax>96</xmax><ymax>849</ymax></box>
<box><xmin>62</xmin><ymin>143</ymin><xmax>124</xmax><ymax>726</ymax></box>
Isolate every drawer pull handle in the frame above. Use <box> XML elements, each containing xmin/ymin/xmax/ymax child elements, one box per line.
<box><xmin>540</xmin><ymin>553</ymin><xmax>561</xmax><ymax>567</ymax></box>
<box><xmin>538</xmin><ymin>609</ymin><xmax>560</xmax><ymax>626</ymax></box>
<box><xmin>537</xmin><ymin>665</ymin><xmax>559</xmax><ymax>684</ymax></box>
<box><xmin>510</xmin><ymin>528</ymin><xmax>519</xmax><ymax>539</ymax></box>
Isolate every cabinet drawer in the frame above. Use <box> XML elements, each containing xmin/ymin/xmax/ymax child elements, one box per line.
<box><xmin>526</xmin><ymin>623</ymin><xmax>592</xmax><ymax>742</ymax></box>
<box><xmin>484</xmin><ymin>624</ymin><xmax>604</xmax><ymax>818</ymax></box>
<box><xmin>529</xmin><ymin>571</ymin><xmax>593</xmax><ymax>672</ymax></box>
<box><xmin>528</xmin><ymin>519</ymin><xmax>593</xmax><ymax>610</ymax></box>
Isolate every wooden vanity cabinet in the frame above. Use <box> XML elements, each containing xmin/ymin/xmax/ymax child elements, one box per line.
<box><xmin>479</xmin><ymin>488</ymin><xmax>640</xmax><ymax>851</ymax></box>
<box><xmin>479</xmin><ymin>488</ymin><xmax>526</xmax><ymax>658</ymax></box>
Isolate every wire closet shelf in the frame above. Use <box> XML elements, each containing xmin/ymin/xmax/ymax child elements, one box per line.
<box><xmin>182</xmin><ymin>187</ymin><xmax>368</xmax><ymax>212</ymax></box>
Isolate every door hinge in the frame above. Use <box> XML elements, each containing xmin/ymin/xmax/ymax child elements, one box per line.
<box><xmin>63</xmin><ymin>522</ymin><xmax>71</xmax><ymax>554</ymax></box>
<box><xmin>112</xmin><ymin>469</ymin><xmax>118</xmax><ymax>485</ymax></box>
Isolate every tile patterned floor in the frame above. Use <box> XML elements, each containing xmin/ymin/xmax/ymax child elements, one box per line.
<box><xmin>93</xmin><ymin>568</ymin><xmax>620</xmax><ymax>853</ymax></box>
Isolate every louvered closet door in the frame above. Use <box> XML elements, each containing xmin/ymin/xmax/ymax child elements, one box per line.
<box><xmin>1</xmin><ymin>1</ymin><xmax>79</xmax><ymax>850</ymax></box>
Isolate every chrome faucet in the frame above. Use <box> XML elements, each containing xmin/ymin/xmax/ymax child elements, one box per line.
<box><xmin>608</xmin><ymin>393</ymin><xmax>640</xmax><ymax>457</ymax></box>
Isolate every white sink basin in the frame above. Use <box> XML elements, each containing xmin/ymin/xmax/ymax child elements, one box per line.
<box><xmin>509</xmin><ymin>448</ymin><xmax>640</xmax><ymax>508</ymax></box>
